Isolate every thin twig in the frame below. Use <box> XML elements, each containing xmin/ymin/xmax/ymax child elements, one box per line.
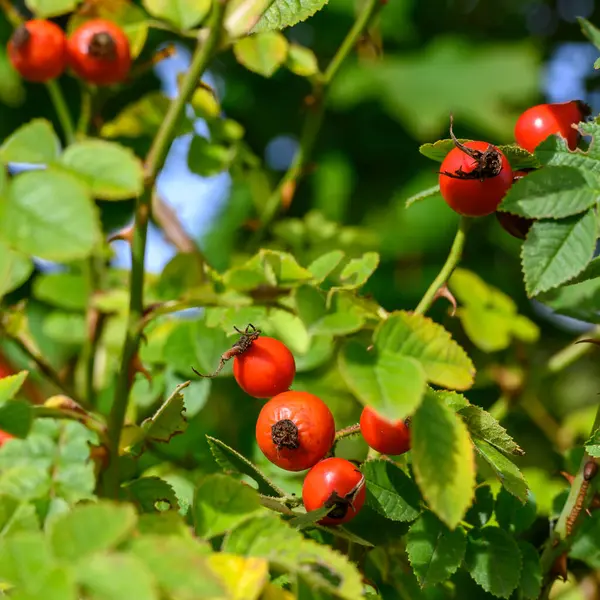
<box><xmin>46</xmin><ymin>80</ymin><xmax>76</xmax><ymax>146</ymax></box>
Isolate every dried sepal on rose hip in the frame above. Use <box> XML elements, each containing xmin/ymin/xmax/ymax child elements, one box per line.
<box><xmin>438</xmin><ymin>116</ymin><xmax>513</xmax><ymax>217</ymax></box>
<box><xmin>514</xmin><ymin>101</ymin><xmax>591</xmax><ymax>153</ymax></box>
<box><xmin>192</xmin><ymin>324</ymin><xmax>296</xmax><ymax>399</ymax></box>
<box><xmin>255</xmin><ymin>391</ymin><xmax>335</xmax><ymax>471</ymax></box>
<box><xmin>302</xmin><ymin>457</ymin><xmax>367</xmax><ymax>525</ymax></box>
<box><xmin>7</xmin><ymin>20</ymin><xmax>68</xmax><ymax>83</ymax></box>
<box><xmin>67</xmin><ymin>19</ymin><xmax>131</xmax><ymax>85</ymax></box>
<box><xmin>359</xmin><ymin>406</ymin><xmax>411</xmax><ymax>456</ymax></box>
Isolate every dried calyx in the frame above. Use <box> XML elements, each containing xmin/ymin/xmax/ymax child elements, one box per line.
<box><xmin>11</xmin><ymin>25</ymin><xmax>31</xmax><ymax>49</ymax></box>
<box><xmin>440</xmin><ymin>115</ymin><xmax>503</xmax><ymax>181</ymax></box>
<box><xmin>271</xmin><ymin>419</ymin><xmax>300</xmax><ymax>450</ymax></box>
<box><xmin>89</xmin><ymin>32</ymin><xmax>117</xmax><ymax>60</ymax></box>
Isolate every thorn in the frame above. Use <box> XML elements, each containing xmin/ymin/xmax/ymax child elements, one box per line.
<box><xmin>281</xmin><ymin>179</ymin><xmax>296</xmax><ymax>210</ymax></box>
<box><xmin>129</xmin><ymin>354</ymin><xmax>152</xmax><ymax>385</ymax></box>
<box><xmin>107</xmin><ymin>225</ymin><xmax>134</xmax><ymax>245</ymax></box>
<box><xmin>575</xmin><ymin>338</ymin><xmax>600</xmax><ymax>347</ymax></box>
<box><xmin>586</xmin><ymin>508</ymin><xmax>593</xmax><ymax>517</ymax></box>
<box><xmin>433</xmin><ymin>284</ymin><xmax>457</xmax><ymax>316</ymax></box>
<box><xmin>560</xmin><ymin>471</ymin><xmax>575</xmax><ymax>485</ymax></box>
<box><xmin>551</xmin><ymin>552</ymin><xmax>568</xmax><ymax>582</ymax></box>
<box><xmin>44</xmin><ymin>395</ymin><xmax>87</xmax><ymax>415</ymax></box>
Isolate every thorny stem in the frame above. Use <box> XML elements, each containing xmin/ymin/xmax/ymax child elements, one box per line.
<box><xmin>249</xmin><ymin>0</ymin><xmax>385</xmax><ymax>248</ymax></box>
<box><xmin>46</xmin><ymin>80</ymin><xmax>76</xmax><ymax>146</ymax></box>
<box><xmin>414</xmin><ymin>216</ymin><xmax>471</xmax><ymax>315</ymax></box>
<box><xmin>546</xmin><ymin>326</ymin><xmax>600</xmax><ymax>374</ymax></box>
<box><xmin>102</xmin><ymin>1</ymin><xmax>227</xmax><ymax>499</ymax></box>
<box><xmin>335</xmin><ymin>423</ymin><xmax>361</xmax><ymax>442</ymax></box>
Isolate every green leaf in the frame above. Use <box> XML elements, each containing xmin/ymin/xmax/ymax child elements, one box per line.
<box><xmin>0</xmin><ymin>47</ymin><xmax>25</xmax><ymax>108</ymax></box>
<box><xmin>0</xmin><ymin>371</ymin><xmax>28</xmax><ymax>403</ymax></box>
<box><xmin>419</xmin><ymin>138</ymin><xmax>471</xmax><ymax>162</ymax></box>
<box><xmin>130</xmin><ymin>535</ymin><xmax>224</xmax><ymax>599</ymax></box>
<box><xmin>333</xmin><ymin>252</ymin><xmax>380</xmax><ymax>290</ymax></box>
<box><xmin>494</xmin><ymin>487</ymin><xmax>536</xmax><ymax>534</ymax></box>
<box><xmin>0</xmin><ymin>240</ymin><xmax>33</xmax><ymax>298</ymax></box>
<box><xmin>338</xmin><ymin>340</ymin><xmax>427</xmax><ymax>422</ymax></box>
<box><xmin>361</xmin><ymin>459</ymin><xmax>421</xmax><ymax>522</ymax></box>
<box><xmin>473</xmin><ymin>438</ymin><xmax>528</xmax><ymax>502</ymax></box>
<box><xmin>0</xmin><ymin>169</ymin><xmax>100</xmax><ymax>261</ymax></box>
<box><xmin>60</xmin><ymin>140</ymin><xmax>144</xmax><ymax>200</ymax></box>
<box><xmin>536</xmin><ymin>123</ymin><xmax>600</xmax><ymax>173</ymax></box>
<box><xmin>0</xmin><ymin>496</ymin><xmax>39</xmax><ymax>538</ymax></box>
<box><xmin>579</xmin><ymin>17</ymin><xmax>600</xmax><ymax>51</ymax></box>
<box><xmin>143</xmin><ymin>0</ymin><xmax>211</xmax><ymax>30</ymax></box>
<box><xmin>288</xmin><ymin>505</ymin><xmax>332</xmax><ymax>529</ymax></box>
<box><xmin>49</xmin><ymin>502</ymin><xmax>137</xmax><ymax>562</ymax></box>
<box><xmin>585</xmin><ymin>428</ymin><xmax>600</xmax><ymax>457</ymax></box>
<box><xmin>518</xmin><ymin>541</ymin><xmax>542</xmax><ymax>600</ymax></box>
<box><xmin>141</xmin><ymin>381</ymin><xmax>189</xmax><ymax>443</ymax></box>
<box><xmin>223</xmin><ymin>514</ymin><xmax>364</xmax><ymax>599</ymax></box>
<box><xmin>465</xmin><ymin>527</ymin><xmax>522</xmax><ymax>599</ymax></box>
<box><xmin>124</xmin><ymin>477</ymin><xmax>180</xmax><ymax>513</ymax></box>
<box><xmin>0</xmin><ymin>119</ymin><xmax>60</xmax><ymax>165</ymax></box>
<box><xmin>405</xmin><ymin>185</ymin><xmax>441</xmax><ymax>209</ymax></box>
<box><xmin>187</xmin><ymin>135</ymin><xmax>232</xmax><ymax>176</ymax></box>
<box><xmin>193</xmin><ymin>474</ymin><xmax>264</xmax><ymax>539</ymax></box>
<box><xmin>0</xmin><ymin>400</ymin><xmax>33</xmax><ymax>438</ymax></box>
<box><xmin>457</xmin><ymin>406</ymin><xmax>524</xmax><ymax>456</ymax></box>
<box><xmin>406</xmin><ymin>511</ymin><xmax>467</xmax><ymax>586</ymax></box>
<box><xmin>375</xmin><ymin>311</ymin><xmax>475</xmax><ymax>390</ymax></box>
<box><xmin>286</xmin><ymin>43</ymin><xmax>319</xmax><ymax>76</ymax></box>
<box><xmin>253</xmin><ymin>0</ymin><xmax>329</xmax><ymax>33</ymax></box>
<box><xmin>206</xmin><ymin>435</ymin><xmax>286</xmax><ymax>497</ymax></box>
<box><xmin>411</xmin><ymin>390</ymin><xmax>476</xmax><ymax>529</ymax></box>
<box><xmin>77</xmin><ymin>553</ymin><xmax>158</xmax><ymax>600</ymax></box>
<box><xmin>570</xmin><ymin>510</ymin><xmax>600</xmax><ymax>568</ymax></box>
<box><xmin>233</xmin><ymin>32</ymin><xmax>289</xmax><ymax>77</ymax></box>
<box><xmin>25</xmin><ymin>0</ymin><xmax>78</xmax><ymax>17</ymax></box>
<box><xmin>567</xmin><ymin>256</ymin><xmax>600</xmax><ymax>286</ymax></box>
<box><xmin>342</xmin><ymin>504</ymin><xmax>408</xmax><ymax>546</ymax></box>
<box><xmin>521</xmin><ymin>209</ymin><xmax>597</xmax><ymax>297</ymax></box>
<box><xmin>33</xmin><ymin>272</ymin><xmax>89</xmax><ymax>311</ymax></box>
<box><xmin>307</xmin><ymin>250</ymin><xmax>345</xmax><ymax>282</ymax></box>
<box><xmin>499</xmin><ymin>166</ymin><xmax>599</xmax><ymax>219</ymax></box>
<box><xmin>465</xmin><ymin>485</ymin><xmax>494</xmax><ymax>527</ymax></box>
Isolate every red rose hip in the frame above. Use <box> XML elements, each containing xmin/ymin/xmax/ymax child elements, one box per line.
<box><xmin>255</xmin><ymin>391</ymin><xmax>335</xmax><ymax>471</ymax></box>
<box><xmin>302</xmin><ymin>457</ymin><xmax>366</xmax><ymax>525</ymax></box>
<box><xmin>360</xmin><ymin>406</ymin><xmax>411</xmax><ymax>455</ymax></box>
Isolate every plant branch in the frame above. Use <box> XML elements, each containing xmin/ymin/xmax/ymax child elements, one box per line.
<box><xmin>546</xmin><ymin>326</ymin><xmax>600</xmax><ymax>375</ymax></box>
<box><xmin>102</xmin><ymin>2</ymin><xmax>227</xmax><ymax>498</ymax></box>
<box><xmin>46</xmin><ymin>80</ymin><xmax>76</xmax><ymax>146</ymax></box>
<box><xmin>414</xmin><ymin>216</ymin><xmax>471</xmax><ymax>315</ymax></box>
<box><xmin>249</xmin><ymin>0</ymin><xmax>385</xmax><ymax>247</ymax></box>
<box><xmin>335</xmin><ymin>423</ymin><xmax>361</xmax><ymax>442</ymax></box>
<box><xmin>76</xmin><ymin>84</ymin><xmax>93</xmax><ymax>139</ymax></box>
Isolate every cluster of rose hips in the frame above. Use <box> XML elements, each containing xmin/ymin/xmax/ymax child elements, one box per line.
<box><xmin>7</xmin><ymin>18</ymin><xmax>131</xmax><ymax>86</ymax></box>
<box><xmin>439</xmin><ymin>100</ymin><xmax>588</xmax><ymax>238</ymax></box>
<box><xmin>197</xmin><ymin>325</ymin><xmax>411</xmax><ymax>526</ymax></box>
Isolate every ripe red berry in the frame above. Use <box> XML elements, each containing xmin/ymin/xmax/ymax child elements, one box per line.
<box><xmin>514</xmin><ymin>101</ymin><xmax>589</xmax><ymax>153</ymax></box>
<box><xmin>439</xmin><ymin>140</ymin><xmax>513</xmax><ymax>217</ymax></box>
<box><xmin>0</xmin><ymin>430</ymin><xmax>13</xmax><ymax>447</ymax></box>
<box><xmin>496</xmin><ymin>170</ymin><xmax>535</xmax><ymax>240</ymax></box>
<box><xmin>67</xmin><ymin>19</ymin><xmax>131</xmax><ymax>85</ymax></box>
<box><xmin>302</xmin><ymin>457</ymin><xmax>366</xmax><ymax>525</ymax></box>
<box><xmin>359</xmin><ymin>406</ymin><xmax>411</xmax><ymax>455</ymax></box>
<box><xmin>234</xmin><ymin>336</ymin><xmax>295</xmax><ymax>399</ymax></box>
<box><xmin>7</xmin><ymin>20</ymin><xmax>68</xmax><ymax>83</ymax></box>
<box><xmin>255</xmin><ymin>391</ymin><xmax>335</xmax><ymax>471</ymax></box>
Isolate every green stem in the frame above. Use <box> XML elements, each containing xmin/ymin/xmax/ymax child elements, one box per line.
<box><xmin>249</xmin><ymin>0</ymin><xmax>384</xmax><ymax>247</ymax></box>
<box><xmin>546</xmin><ymin>326</ymin><xmax>600</xmax><ymax>374</ymax></box>
<box><xmin>76</xmin><ymin>85</ymin><xmax>93</xmax><ymax>139</ymax></box>
<box><xmin>46</xmin><ymin>80</ymin><xmax>76</xmax><ymax>146</ymax></box>
<box><xmin>335</xmin><ymin>423</ymin><xmax>361</xmax><ymax>442</ymax></box>
<box><xmin>414</xmin><ymin>216</ymin><xmax>470</xmax><ymax>315</ymax></box>
<box><xmin>102</xmin><ymin>2</ymin><xmax>227</xmax><ymax>499</ymax></box>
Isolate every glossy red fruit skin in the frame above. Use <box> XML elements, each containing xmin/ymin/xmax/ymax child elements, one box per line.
<box><xmin>515</xmin><ymin>101</ymin><xmax>585</xmax><ymax>153</ymax></box>
<box><xmin>0</xmin><ymin>430</ymin><xmax>14</xmax><ymax>447</ymax></box>
<box><xmin>439</xmin><ymin>142</ymin><xmax>513</xmax><ymax>217</ymax></box>
<box><xmin>67</xmin><ymin>19</ymin><xmax>131</xmax><ymax>85</ymax></box>
<box><xmin>360</xmin><ymin>406</ymin><xmax>410</xmax><ymax>455</ymax></box>
<box><xmin>233</xmin><ymin>337</ymin><xmax>295</xmax><ymax>399</ymax></box>
<box><xmin>302</xmin><ymin>457</ymin><xmax>367</xmax><ymax>525</ymax></box>
<box><xmin>255</xmin><ymin>391</ymin><xmax>335</xmax><ymax>472</ymax></box>
<box><xmin>7</xmin><ymin>20</ymin><xmax>68</xmax><ymax>83</ymax></box>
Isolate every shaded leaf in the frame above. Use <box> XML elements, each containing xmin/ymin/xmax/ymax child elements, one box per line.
<box><xmin>124</xmin><ymin>477</ymin><xmax>180</xmax><ymax>513</ymax></box>
<box><xmin>0</xmin><ymin>240</ymin><xmax>33</xmax><ymax>298</ymax></box>
<box><xmin>141</xmin><ymin>381</ymin><xmax>189</xmax><ymax>443</ymax></box>
<box><xmin>0</xmin><ymin>400</ymin><xmax>33</xmax><ymax>438</ymax></box>
<box><xmin>0</xmin><ymin>371</ymin><xmax>28</xmax><ymax>403</ymax></box>
<box><xmin>234</xmin><ymin>32</ymin><xmax>288</xmax><ymax>77</ymax></box>
<box><xmin>495</xmin><ymin>487</ymin><xmax>536</xmax><ymax>534</ymax></box>
<box><xmin>0</xmin><ymin>119</ymin><xmax>60</xmax><ymax>165</ymax></box>
<box><xmin>518</xmin><ymin>541</ymin><xmax>542</xmax><ymax>600</ymax></box>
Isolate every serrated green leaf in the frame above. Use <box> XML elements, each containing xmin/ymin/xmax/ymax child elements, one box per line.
<box><xmin>419</xmin><ymin>138</ymin><xmax>470</xmax><ymax>162</ymax></box>
<box><xmin>334</xmin><ymin>252</ymin><xmax>379</xmax><ymax>290</ymax></box>
<box><xmin>518</xmin><ymin>541</ymin><xmax>542</xmax><ymax>599</ymax></box>
<box><xmin>234</xmin><ymin>32</ymin><xmax>288</xmax><ymax>77</ymax></box>
<box><xmin>208</xmin><ymin>554</ymin><xmax>270</xmax><ymax>600</ymax></box>
<box><xmin>407</xmin><ymin>511</ymin><xmax>467</xmax><ymax>586</ymax></box>
<box><xmin>375</xmin><ymin>311</ymin><xmax>475</xmax><ymax>390</ymax></box>
<box><xmin>473</xmin><ymin>438</ymin><xmax>527</xmax><ymax>502</ymax></box>
<box><xmin>521</xmin><ymin>209</ymin><xmax>597</xmax><ymax>297</ymax></box>
<box><xmin>405</xmin><ymin>185</ymin><xmax>441</xmax><ymax>208</ymax></box>
<box><xmin>465</xmin><ymin>485</ymin><xmax>494</xmax><ymax>527</ymax></box>
<box><xmin>341</xmin><ymin>504</ymin><xmax>408</xmax><ymax>546</ymax></box>
<box><xmin>49</xmin><ymin>502</ymin><xmax>137</xmax><ymax>562</ymax></box>
<box><xmin>411</xmin><ymin>390</ymin><xmax>475</xmax><ymax>529</ymax></box>
<box><xmin>535</xmin><ymin>124</ymin><xmax>600</xmax><ymax>173</ymax></box>
<box><xmin>206</xmin><ymin>435</ymin><xmax>286</xmax><ymax>497</ymax></box>
<box><xmin>0</xmin><ymin>239</ymin><xmax>33</xmax><ymax>298</ymax></box>
<box><xmin>130</xmin><ymin>535</ymin><xmax>224</xmax><ymax>599</ymax></box>
<box><xmin>585</xmin><ymin>428</ymin><xmax>600</xmax><ymax>457</ymax></box>
<box><xmin>288</xmin><ymin>505</ymin><xmax>332</xmax><ymax>529</ymax></box>
<box><xmin>124</xmin><ymin>477</ymin><xmax>180</xmax><ymax>513</ymax></box>
<box><xmin>338</xmin><ymin>340</ymin><xmax>427</xmax><ymax>422</ymax></box>
<box><xmin>141</xmin><ymin>382</ymin><xmax>189</xmax><ymax>443</ymax></box>
<box><xmin>26</xmin><ymin>0</ymin><xmax>78</xmax><ymax>17</ymax></box>
<box><xmin>0</xmin><ymin>119</ymin><xmax>60</xmax><ymax>165</ymax></box>
<box><xmin>495</xmin><ymin>487</ymin><xmax>536</xmax><ymax>534</ymax></box>
<box><xmin>0</xmin><ymin>169</ymin><xmax>100</xmax><ymax>261</ymax></box>
<box><xmin>33</xmin><ymin>272</ymin><xmax>89</xmax><ymax>311</ymax></box>
<box><xmin>499</xmin><ymin>166</ymin><xmax>599</xmax><ymax>219</ymax></box>
<box><xmin>465</xmin><ymin>527</ymin><xmax>522</xmax><ymax>599</ymax></box>
<box><xmin>60</xmin><ymin>140</ymin><xmax>144</xmax><ymax>200</ymax></box>
<box><xmin>0</xmin><ymin>400</ymin><xmax>32</xmax><ymax>438</ymax></box>
<box><xmin>143</xmin><ymin>0</ymin><xmax>211</xmax><ymax>30</ymax></box>
<box><xmin>457</xmin><ymin>405</ymin><xmax>524</xmax><ymax>456</ymax></box>
<box><xmin>361</xmin><ymin>459</ymin><xmax>421</xmax><ymax>522</ymax></box>
<box><xmin>0</xmin><ymin>371</ymin><xmax>28</xmax><ymax>404</ymax></box>
<box><xmin>77</xmin><ymin>553</ymin><xmax>158</xmax><ymax>600</ymax></box>
<box><xmin>567</xmin><ymin>256</ymin><xmax>600</xmax><ymax>286</ymax></box>
<box><xmin>187</xmin><ymin>135</ymin><xmax>232</xmax><ymax>176</ymax></box>
<box><xmin>223</xmin><ymin>514</ymin><xmax>364</xmax><ymax>599</ymax></box>
<box><xmin>193</xmin><ymin>474</ymin><xmax>264</xmax><ymax>539</ymax></box>
<box><xmin>286</xmin><ymin>43</ymin><xmax>319</xmax><ymax>76</ymax></box>
<box><xmin>307</xmin><ymin>250</ymin><xmax>345</xmax><ymax>282</ymax></box>
<box><xmin>252</xmin><ymin>0</ymin><xmax>329</xmax><ymax>33</ymax></box>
